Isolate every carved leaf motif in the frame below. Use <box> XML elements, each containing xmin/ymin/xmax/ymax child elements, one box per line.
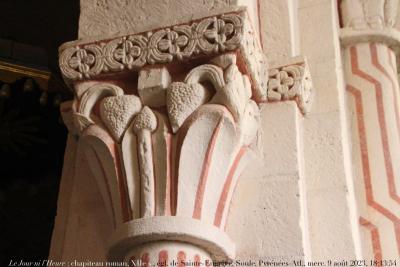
<box><xmin>100</xmin><ymin>95</ymin><xmax>142</xmax><ymax>142</ymax></box>
<box><xmin>132</xmin><ymin>106</ymin><xmax>157</xmax><ymax>133</ymax></box>
<box><xmin>166</xmin><ymin>82</ymin><xmax>211</xmax><ymax>133</ymax></box>
<box><xmin>211</xmin><ymin>64</ymin><xmax>252</xmax><ymax>121</ymax></box>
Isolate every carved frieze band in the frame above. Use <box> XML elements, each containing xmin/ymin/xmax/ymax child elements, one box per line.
<box><xmin>59</xmin><ymin>10</ymin><xmax>268</xmax><ymax>101</ymax></box>
<box><xmin>267</xmin><ymin>57</ymin><xmax>313</xmax><ymax>114</ymax></box>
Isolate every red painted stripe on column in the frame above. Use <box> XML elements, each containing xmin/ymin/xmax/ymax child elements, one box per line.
<box><xmin>193</xmin><ymin>117</ymin><xmax>223</xmax><ymax>219</ymax></box>
<box><xmin>165</xmin><ymin>134</ymin><xmax>173</xmax><ymax>216</ymax></box>
<box><xmin>360</xmin><ymin>217</ymin><xmax>382</xmax><ymax>264</ymax></box>
<box><xmin>114</xmin><ymin>143</ymin><xmax>133</xmax><ymax>222</ymax></box>
<box><xmin>214</xmin><ymin>147</ymin><xmax>247</xmax><ymax>227</ymax></box>
<box><xmin>159</xmin><ymin>250</ymin><xmax>168</xmax><ymax>267</ymax></box>
<box><xmin>92</xmin><ymin>148</ymin><xmax>116</xmax><ymax>228</ymax></box>
<box><xmin>113</xmin><ymin>143</ymin><xmax>132</xmax><ymax>221</ymax></box>
<box><xmin>194</xmin><ymin>255</ymin><xmax>201</xmax><ymax>266</ymax></box>
<box><xmin>388</xmin><ymin>47</ymin><xmax>396</xmax><ymax>73</ymax></box>
<box><xmin>257</xmin><ymin>0</ymin><xmax>263</xmax><ymax>50</ymax></box>
<box><xmin>152</xmin><ymin>135</ymin><xmax>157</xmax><ymax>216</ymax></box>
<box><xmin>347</xmin><ymin>83</ymin><xmax>400</xmax><ymax>254</ymax></box>
<box><xmin>177</xmin><ymin>251</ymin><xmax>186</xmax><ymax>267</ymax></box>
<box><xmin>142</xmin><ymin>253</ymin><xmax>150</xmax><ymax>267</ymax></box>
<box><xmin>86</xmin><ymin>125</ymin><xmax>131</xmax><ymax>222</ymax></box>
<box><xmin>370</xmin><ymin>43</ymin><xmax>400</xmax><ymax>205</ymax></box>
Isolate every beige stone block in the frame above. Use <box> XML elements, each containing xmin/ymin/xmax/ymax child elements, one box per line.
<box><xmin>299</xmin><ymin>0</ymin><xmax>331</xmax><ymax>8</ymax></box>
<box><xmin>260</xmin><ymin>102</ymin><xmax>302</xmax><ymax>176</ymax></box>
<box><xmin>306</xmin><ymin>188</ymin><xmax>356</xmax><ymax>260</ymax></box>
<box><xmin>303</xmin><ymin>111</ymin><xmax>348</xmax><ymax>190</ymax></box>
<box><xmin>307</xmin><ymin>59</ymin><xmax>342</xmax><ymax>114</ymax></box>
<box><xmin>261</xmin><ymin>0</ymin><xmax>299</xmax><ymax>61</ymax></box>
<box><xmin>79</xmin><ymin>0</ymin><xmax>258</xmax><ymax>39</ymax></box>
<box><xmin>227</xmin><ymin>176</ymin><xmax>304</xmax><ymax>258</ymax></box>
<box><xmin>138</xmin><ymin>67</ymin><xmax>171</xmax><ymax>107</ymax></box>
<box><xmin>299</xmin><ymin>0</ymin><xmax>338</xmax><ymax>62</ymax></box>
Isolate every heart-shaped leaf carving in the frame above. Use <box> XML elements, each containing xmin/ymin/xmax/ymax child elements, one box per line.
<box><xmin>166</xmin><ymin>82</ymin><xmax>210</xmax><ymax>133</ymax></box>
<box><xmin>100</xmin><ymin>95</ymin><xmax>142</xmax><ymax>141</ymax></box>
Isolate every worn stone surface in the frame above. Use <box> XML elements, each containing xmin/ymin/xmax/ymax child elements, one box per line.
<box><xmin>260</xmin><ymin>0</ymin><xmax>299</xmax><ymax>62</ymax></box>
<box><xmin>78</xmin><ymin>0</ymin><xmax>258</xmax><ymax>39</ymax></box>
<box><xmin>138</xmin><ymin>67</ymin><xmax>171</xmax><ymax>107</ymax></box>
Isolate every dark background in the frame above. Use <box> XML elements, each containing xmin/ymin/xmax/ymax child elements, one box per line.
<box><xmin>0</xmin><ymin>0</ymin><xmax>79</xmax><ymax>265</ymax></box>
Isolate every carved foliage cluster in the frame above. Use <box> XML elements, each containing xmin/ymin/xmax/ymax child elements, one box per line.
<box><xmin>66</xmin><ymin>54</ymin><xmax>260</xmax><ymax>227</ymax></box>
<box><xmin>60</xmin><ymin>14</ymin><xmax>244</xmax><ymax>81</ymax></box>
<box><xmin>72</xmin><ymin>55</ymin><xmax>258</xmax><ymax>142</ymax></box>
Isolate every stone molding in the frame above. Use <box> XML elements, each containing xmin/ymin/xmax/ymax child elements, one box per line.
<box><xmin>340</xmin><ymin>27</ymin><xmax>400</xmax><ymax>52</ymax></box>
<box><xmin>267</xmin><ymin>56</ymin><xmax>313</xmax><ymax>114</ymax></box>
<box><xmin>107</xmin><ymin>216</ymin><xmax>235</xmax><ymax>261</ymax></box>
<box><xmin>59</xmin><ymin>9</ymin><xmax>267</xmax><ymax>101</ymax></box>
<box><xmin>339</xmin><ymin>0</ymin><xmax>400</xmax><ymax>54</ymax></box>
<box><xmin>340</xmin><ymin>0</ymin><xmax>398</xmax><ymax>30</ymax></box>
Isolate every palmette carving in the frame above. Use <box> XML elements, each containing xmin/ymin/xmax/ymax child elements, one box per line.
<box><xmin>65</xmin><ymin>55</ymin><xmax>259</xmax><ymax>258</ymax></box>
<box><xmin>59</xmin><ymin>8</ymin><xmax>271</xmax><ymax>262</ymax></box>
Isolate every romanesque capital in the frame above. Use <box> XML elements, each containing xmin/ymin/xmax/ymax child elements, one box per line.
<box><xmin>59</xmin><ymin>7</ymin><xmax>266</xmax><ymax>263</ymax></box>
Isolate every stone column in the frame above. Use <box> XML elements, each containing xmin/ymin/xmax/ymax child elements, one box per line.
<box><xmin>57</xmin><ymin>8</ymin><xmax>268</xmax><ymax>264</ymax></box>
<box><xmin>340</xmin><ymin>0</ymin><xmax>400</xmax><ymax>260</ymax></box>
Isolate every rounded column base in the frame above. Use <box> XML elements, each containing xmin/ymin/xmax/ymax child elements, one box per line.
<box><xmin>107</xmin><ymin>216</ymin><xmax>235</xmax><ymax>261</ymax></box>
<box><xmin>125</xmin><ymin>241</ymin><xmax>212</xmax><ymax>267</ymax></box>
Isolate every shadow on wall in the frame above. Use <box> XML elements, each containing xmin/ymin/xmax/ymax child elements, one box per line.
<box><xmin>0</xmin><ymin>0</ymin><xmax>79</xmax><ymax>265</ymax></box>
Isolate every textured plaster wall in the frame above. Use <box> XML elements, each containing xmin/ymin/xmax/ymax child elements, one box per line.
<box><xmin>78</xmin><ymin>0</ymin><xmax>258</xmax><ymax>39</ymax></box>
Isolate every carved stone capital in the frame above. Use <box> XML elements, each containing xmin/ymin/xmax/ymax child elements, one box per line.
<box><xmin>267</xmin><ymin>56</ymin><xmax>313</xmax><ymax>114</ymax></box>
<box><xmin>59</xmin><ymin>8</ymin><xmax>266</xmax><ymax>262</ymax></box>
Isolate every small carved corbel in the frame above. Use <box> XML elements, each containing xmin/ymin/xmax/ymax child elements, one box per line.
<box><xmin>267</xmin><ymin>56</ymin><xmax>313</xmax><ymax>114</ymax></box>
